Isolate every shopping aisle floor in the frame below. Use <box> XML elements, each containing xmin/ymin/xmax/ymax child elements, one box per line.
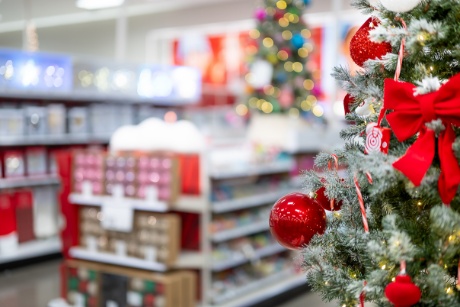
<box><xmin>0</xmin><ymin>259</ymin><xmax>335</xmax><ymax>307</ymax></box>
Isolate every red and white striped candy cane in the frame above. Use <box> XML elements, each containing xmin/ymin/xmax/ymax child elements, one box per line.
<box><xmin>328</xmin><ymin>154</ymin><xmax>340</xmax><ymax>210</ymax></box>
<box><xmin>354</xmin><ymin>174</ymin><xmax>369</xmax><ymax>233</ymax></box>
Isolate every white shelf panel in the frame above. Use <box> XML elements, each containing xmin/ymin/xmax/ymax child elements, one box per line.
<box><xmin>70</xmin><ymin>247</ymin><xmax>203</xmax><ymax>271</ymax></box>
<box><xmin>69</xmin><ymin>194</ymin><xmax>169</xmax><ymax>212</ymax></box>
<box><xmin>0</xmin><ymin>237</ymin><xmax>61</xmax><ymax>264</ymax></box>
<box><xmin>0</xmin><ymin>135</ymin><xmax>110</xmax><ymax>146</ymax></box>
<box><xmin>210</xmin><ymin>160</ymin><xmax>294</xmax><ymax>180</ymax></box>
<box><xmin>175</xmin><ymin>252</ymin><xmax>205</xmax><ymax>269</ymax></box>
<box><xmin>211</xmin><ymin>220</ymin><xmax>269</xmax><ymax>243</ymax></box>
<box><xmin>212</xmin><ymin>243</ymin><xmax>285</xmax><ymax>272</ymax></box>
<box><xmin>213</xmin><ymin>270</ymin><xmax>306</xmax><ymax>306</ymax></box>
<box><xmin>212</xmin><ymin>190</ymin><xmax>289</xmax><ymax>214</ymax></box>
<box><xmin>174</xmin><ymin>196</ymin><xmax>207</xmax><ymax>213</ymax></box>
<box><xmin>0</xmin><ymin>175</ymin><xmax>60</xmax><ymax>189</ymax></box>
<box><xmin>69</xmin><ymin>247</ymin><xmax>168</xmax><ymax>272</ymax></box>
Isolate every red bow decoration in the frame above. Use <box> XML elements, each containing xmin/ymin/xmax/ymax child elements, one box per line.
<box><xmin>384</xmin><ymin>74</ymin><xmax>460</xmax><ymax>204</ymax></box>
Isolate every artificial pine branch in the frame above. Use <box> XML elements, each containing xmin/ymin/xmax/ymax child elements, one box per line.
<box><xmin>301</xmin><ymin>0</ymin><xmax>460</xmax><ymax>305</ymax></box>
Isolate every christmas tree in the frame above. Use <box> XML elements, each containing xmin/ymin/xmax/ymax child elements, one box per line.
<box><xmin>244</xmin><ymin>0</ymin><xmax>319</xmax><ymax>117</ymax></box>
<box><xmin>269</xmin><ymin>0</ymin><xmax>460</xmax><ymax>306</ymax></box>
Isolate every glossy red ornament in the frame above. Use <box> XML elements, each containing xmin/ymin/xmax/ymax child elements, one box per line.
<box><xmin>315</xmin><ymin>179</ymin><xmax>343</xmax><ymax>211</ymax></box>
<box><xmin>269</xmin><ymin>193</ymin><xmax>326</xmax><ymax>250</ymax></box>
<box><xmin>343</xmin><ymin>94</ymin><xmax>354</xmax><ymax>115</ymax></box>
<box><xmin>385</xmin><ymin>275</ymin><xmax>421</xmax><ymax>307</ymax></box>
<box><xmin>350</xmin><ymin>17</ymin><xmax>392</xmax><ymax>67</ymax></box>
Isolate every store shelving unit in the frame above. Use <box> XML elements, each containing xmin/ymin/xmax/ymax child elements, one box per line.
<box><xmin>212</xmin><ymin>189</ymin><xmax>292</xmax><ymax>213</ymax></box>
<box><xmin>0</xmin><ymin>237</ymin><xmax>61</xmax><ymax>264</ymax></box>
<box><xmin>0</xmin><ymin>165</ymin><xmax>63</xmax><ymax>266</ymax></box>
<box><xmin>59</xmin><ymin>150</ymin><xmax>306</xmax><ymax>307</ymax></box>
<box><xmin>217</xmin><ymin>272</ymin><xmax>306</xmax><ymax>307</ymax></box>
<box><xmin>0</xmin><ymin>175</ymin><xmax>60</xmax><ymax>189</ymax></box>
<box><xmin>0</xmin><ymin>136</ymin><xmax>111</xmax><ymax>147</ymax></box>
<box><xmin>203</xmin><ymin>157</ymin><xmax>305</xmax><ymax>306</ymax></box>
<box><xmin>211</xmin><ymin>243</ymin><xmax>285</xmax><ymax>272</ymax></box>
<box><xmin>211</xmin><ymin>220</ymin><xmax>269</xmax><ymax>243</ymax></box>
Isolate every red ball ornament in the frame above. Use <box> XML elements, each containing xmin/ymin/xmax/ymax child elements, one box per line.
<box><xmin>350</xmin><ymin>17</ymin><xmax>392</xmax><ymax>67</ymax></box>
<box><xmin>385</xmin><ymin>275</ymin><xmax>421</xmax><ymax>307</ymax></box>
<box><xmin>315</xmin><ymin>179</ymin><xmax>344</xmax><ymax>211</ymax></box>
<box><xmin>274</xmin><ymin>10</ymin><xmax>284</xmax><ymax>20</ymax></box>
<box><xmin>269</xmin><ymin>193</ymin><xmax>327</xmax><ymax>250</ymax></box>
<box><xmin>343</xmin><ymin>94</ymin><xmax>354</xmax><ymax>116</ymax></box>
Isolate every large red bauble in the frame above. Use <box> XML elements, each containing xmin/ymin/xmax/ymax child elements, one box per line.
<box><xmin>315</xmin><ymin>179</ymin><xmax>343</xmax><ymax>211</ymax></box>
<box><xmin>269</xmin><ymin>193</ymin><xmax>326</xmax><ymax>250</ymax></box>
<box><xmin>385</xmin><ymin>275</ymin><xmax>421</xmax><ymax>307</ymax></box>
<box><xmin>350</xmin><ymin>17</ymin><xmax>392</xmax><ymax>67</ymax></box>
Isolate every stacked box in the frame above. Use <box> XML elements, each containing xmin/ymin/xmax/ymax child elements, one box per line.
<box><xmin>73</xmin><ymin>151</ymin><xmax>104</xmax><ymax>195</ymax></box>
<box><xmin>79</xmin><ymin>207</ymin><xmax>181</xmax><ymax>265</ymax></box>
<box><xmin>64</xmin><ymin>260</ymin><xmax>196</xmax><ymax>307</ymax></box>
<box><xmin>103</xmin><ymin>152</ymin><xmax>180</xmax><ymax>203</ymax></box>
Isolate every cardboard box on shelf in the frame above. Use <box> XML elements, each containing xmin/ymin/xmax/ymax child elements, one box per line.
<box><xmin>32</xmin><ymin>186</ymin><xmax>59</xmax><ymax>239</ymax></box>
<box><xmin>78</xmin><ymin>207</ymin><xmax>181</xmax><ymax>266</ymax></box>
<box><xmin>64</xmin><ymin>259</ymin><xmax>197</xmax><ymax>307</ymax></box>
<box><xmin>24</xmin><ymin>106</ymin><xmax>47</xmax><ymax>136</ymax></box>
<box><xmin>14</xmin><ymin>189</ymin><xmax>35</xmax><ymax>243</ymax></box>
<box><xmin>0</xmin><ymin>108</ymin><xmax>25</xmax><ymax>137</ymax></box>
<box><xmin>0</xmin><ymin>193</ymin><xmax>18</xmax><ymax>255</ymax></box>
<box><xmin>47</xmin><ymin>104</ymin><xmax>66</xmax><ymax>135</ymax></box>
<box><xmin>72</xmin><ymin>150</ymin><xmax>104</xmax><ymax>196</ymax></box>
<box><xmin>26</xmin><ymin>147</ymin><xmax>48</xmax><ymax>176</ymax></box>
<box><xmin>2</xmin><ymin>150</ymin><xmax>26</xmax><ymax>178</ymax></box>
<box><xmin>68</xmin><ymin>107</ymin><xmax>89</xmax><ymax>135</ymax></box>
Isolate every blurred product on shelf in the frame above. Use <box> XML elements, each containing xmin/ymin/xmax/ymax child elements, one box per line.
<box><xmin>3</xmin><ymin>150</ymin><xmax>25</xmax><ymax>177</ymax></box>
<box><xmin>0</xmin><ymin>104</ymin><xmax>136</xmax><ymax>142</ymax></box>
<box><xmin>72</xmin><ymin>151</ymin><xmax>104</xmax><ymax>196</ymax></box>
<box><xmin>47</xmin><ymin>104</ymin><xmax>66</xmax><ymax>135</ymax></box>
<box><xmin>210</xmin><ymin>205</ymin><xmax>271</xmax><ymax>234</ymax></box>
<box><xmin>78</xmin><ymin>207</ymin><xmax>180</xmax><ymax>265</ymax></box>
<box><xmin>0</xmin><ymin>192</ymin><xmax>17</xmax><ymax>254</ymax></box>
<box><xmin>15</xmin><ymin>189</ymin><xmax>36</xmax><ymax>243</ymax></box>
<box><xmin>211</xmin><ymin>253</ymin><xmax>294</xmax><ymax>304</ymax></box>
<box><xmin>0</xmin><ymin>186</ymin><xmax>59</xmax><ymax>258</ymax></box>
<box><xmin>25</xmin><ymin>106</ymin><xmax>47</xmax><ymax>136</ymax></box>
<box><xmin>72</xmin><ymin>150</ymin><xmax>182</xmax><ymax>203</ymax></box>
<box><xmin>211</xmin><ymin>174</ymin><xmax>290</xmax><ymax>202</ymax></box>
<box><xmin>0</xmin><ymin>49</ymin><xmax>202</xmax><ymax>105</ymax></box>
<box><xmin>26</xmin><ymin>147</ymin><xmax>47</xmax><ymax>176</ymax></box>
<box><xmin>68</xmin><ymin>107</ymin><xmax>89</xmax><ymax>135</ymax></box>
<box><xmin>64</xmin><ymin>260</ymin><xmax>196</xmax><ymax>307</ymax></box>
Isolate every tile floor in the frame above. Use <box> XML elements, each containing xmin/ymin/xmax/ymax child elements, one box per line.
<box><xmin>0</xmin><ymin>259</ymin><xmax>336</xmax><ymax>307</ymax></box>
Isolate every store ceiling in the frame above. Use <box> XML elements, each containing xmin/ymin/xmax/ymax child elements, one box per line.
<box><xmin>0</xmin><ymin>0</ymin><xmax>236</xmax><ymax>31</ymax></box>
<box><xmin>0</xmin><ymin>0</ymin><xmax>354</xmax><ymax>34</ymax></box>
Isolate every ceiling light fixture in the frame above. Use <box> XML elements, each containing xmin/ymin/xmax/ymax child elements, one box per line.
<box><xmin>76</xmin><ymin>0</ymin><xmax>125</xmax><ymax>10</ymax></box>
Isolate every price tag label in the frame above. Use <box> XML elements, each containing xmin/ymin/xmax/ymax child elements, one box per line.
<box><xmin>101</xmin><ymin>200</ymin><xmax>134</xmax><ymax>233</ymax></box>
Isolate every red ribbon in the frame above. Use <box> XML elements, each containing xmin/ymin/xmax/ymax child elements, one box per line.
<box><xmin>384</xmin><ymin>74</ymin><xmax>460</xmax><ymax>204</ymax></box>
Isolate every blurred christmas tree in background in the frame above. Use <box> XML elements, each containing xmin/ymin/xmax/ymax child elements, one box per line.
<box><xmin>244</xmin><ymin>0</ymin><xmax>321</xmax><ymax>118</ymax></box>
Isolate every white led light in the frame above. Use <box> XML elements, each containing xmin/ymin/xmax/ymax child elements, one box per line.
<box><xmin>172</xmin><ymin>67</ymin><xmax>200</xmax><ymax>99</ymax></box>
<box><xmin>76</xmin><ymin>0</ymin><xmax>124</xmax><ymax>10</ymax></box>
<box><xmin>20</xmin><ymin>60</ymin><xmax>40</xmax><ymax>87</ymax></box>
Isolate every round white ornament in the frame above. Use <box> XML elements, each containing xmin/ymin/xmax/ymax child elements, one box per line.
<box><xmin>380</xmin><ymin>0</ymin><xmax>421</xmax><ymax>12</ymax></box>
<box><xmin>247</xmin><ymin>59</ymin><xmax>273</xmax><ymax>89</ymax></box>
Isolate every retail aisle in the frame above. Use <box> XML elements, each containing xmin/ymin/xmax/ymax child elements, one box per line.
<box><xmin>0</xmin><ymin>259</ymin><xmax>335</xmax><ymax>307</ymax></box>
